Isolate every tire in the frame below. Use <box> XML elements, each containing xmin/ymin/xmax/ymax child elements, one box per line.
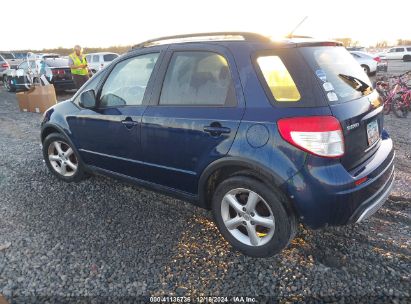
<box><xmin>211</xmin><ymin>176</ymin><xmax>297</xmax><ymax>258</ymax></box>
<box><xmin>361</xmin><ymin>65</ymin><xmax>370</xmax><ymax>75</ymax></box>
<box><xmin>42</xmin><ymin>133</ymin><xmax>86</xmax><ymax>182</ymax></box>
<box><xmin>403</xmin><ymin>55</ymin><xmax>411</xmax><ymax>62</ymax></box>
<box><xmin>3</xmin><ymin>76</ymin><xmax>16</xmax><ymax>92</ymax></box>
<box><xmin>391</xmin><ymin>97</ymin><xmax>408</xmax><ymax>118</ymax></box>
<box><xmin>383</xmin><ymin>102</ymin><xmax>391</xmax><ymax>115</ymax></box>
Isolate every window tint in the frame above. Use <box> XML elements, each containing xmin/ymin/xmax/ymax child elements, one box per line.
<box><xmin>103</xmin><ymin>54</ymin><xmax>118</xmax><ymax>62</ymax></box>
<box><xmin>256</xmin><ymin>56</ymin><xmax>301</xmax><ymax>102</ymax></box>
<box><xmin>407</xmin><ymin>48</ymin><xmax>411</xmax><ymax>52</ymax></box>
<box><xmin>160</xmin><ymin>51</ymin><xmax>235</xmax><ymax>106</ymax></box>
<box><xmin>396</xmin><ymin>48</ymin><xmax>405</xmax><ymax>52</ymax></box>
<box><xmin>92</xmin><ymin>55</ymin><xmax>100</xmax><ymax>63</ymax></box>
<box><xmin>100</xmin><ymin>53</ymin><xmax>159</xmax><ymax>107</ymax></box>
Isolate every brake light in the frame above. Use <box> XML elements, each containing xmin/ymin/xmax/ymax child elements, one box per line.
<box><xmin>1</xmin><ymin>63</ymin><xmax>9</xmax><ymax>68</ymax></box>
<box><xmin>52</xmin><ymin>69</ymin><xmax>65</xmax><ymax>75</ymax></box>
<box><xmin>277</xmin><ymin>116</ymin><xmax>345</xmax><ymax>158</ymax></box>
<box><xmin>355</xmin><ymin>176</ymin><xmax>368</xmax><ymax>186</ymax></box>
<box><xmin>374</xmin><ymin>57</ymin><xmax>381</xmax><ymax>62</ymax></box>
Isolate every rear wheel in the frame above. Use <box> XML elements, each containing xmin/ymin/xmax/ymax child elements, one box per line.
<box><xmin>403</xmin><ymin>55</ymin><xmax>411</xmax><ymax>62</ymax></box>
<box><xmin>42</xmin><ymin>133</ymin><xmax>86</xmax><ymax>182</ymax></box>
<box><xmin>391</xmin><ymin>97</ymin><xmax>408</xmax><ymax>118</ymax></box>
<box><xmin>211</xmin><ymin>176</ymin><xmax>297</xmax><ymax>257</ymax></box>
<box><xmin>361</xmin><ymin>65</ymin><xmax>370</xmax><ymax>75</ymax></box>
<box><xmin>3</xmin><ymin>76</ymin><xmax>16</xmax><ymax>92</ymax></box>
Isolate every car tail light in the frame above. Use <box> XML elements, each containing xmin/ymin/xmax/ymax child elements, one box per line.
<box><xmin>1</xmin><ymin>63</ymin><xmax>9</xmax><ymax>68</ymax></box>
<box><xmin>277</xmin><ymin>116</ymin><xmax>345</xmax><ymax>158</ymax></box>
<box><xmin>374</xmin><ymin>57</ymin><xmax>381</xmax><ymax>62</ymax></box>
<box><xmin>52</xmin><ymin>69</ymin><xmax>65</xmax><ymax>75</ymax></box>
<box><xmin>355</xmin><ymin>176</ymin><xmax>368</xmax><ymax>186</ymax></box>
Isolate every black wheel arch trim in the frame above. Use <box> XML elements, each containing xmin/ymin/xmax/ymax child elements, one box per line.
<box><xmin>198</xmin><ymin>157</ymin><xmax>287</xmax><ymax>208</ymax></box>
<box><xmin>41</xmin><ymin>123</ymin><xmax>86</xmax><ymax>167</ymax></box>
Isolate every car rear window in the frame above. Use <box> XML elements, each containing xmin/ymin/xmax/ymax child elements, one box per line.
<box><xmin>103</xmin><ymin>54</ymin><xmax>118</xmax><ymax>62</ymax></box>
<box><xmin>1</xmin><ymin>53</ymin><xmax>15</xmax><ymax>59</ymax></box>
<box><xmin>45</xmin><ymin>58</ymin><xmax>69</xmax><ymax>67</ymax></box>
<box><xmin>256</xmin><ymin>56</ymin><xmax>301</xmax><ymax>102</ymax></box>
<box><xmin>299</xmin><ymin>46</ymin><xmax>372</xmax><ymax>104</ymax></box>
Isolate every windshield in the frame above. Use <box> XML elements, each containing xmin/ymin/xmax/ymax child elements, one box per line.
<box><xmin>300</xmin><ymin>46</ymin><xmax>372</xmax><ymax>104</ymax></box>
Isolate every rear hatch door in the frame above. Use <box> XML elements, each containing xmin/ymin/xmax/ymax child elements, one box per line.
<box><xmin>300</xmin><ymin>46</ymin><xmax>383</xmax><ymax>170</ymax></box>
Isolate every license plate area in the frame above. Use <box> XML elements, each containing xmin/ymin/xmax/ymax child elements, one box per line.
<box><xmin>367</xmin><ymin>120</ymin><xmax>379</xmax><ymax>146</ymax></box>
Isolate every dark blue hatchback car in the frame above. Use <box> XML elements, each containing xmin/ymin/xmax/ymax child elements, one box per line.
<box><xmin>41</xmin><ymin>33</ymin><xmax>395</xmax><ymax>257</ymax></box>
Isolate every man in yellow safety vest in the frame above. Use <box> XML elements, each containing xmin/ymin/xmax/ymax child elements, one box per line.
<box><xmin>68</xmin><ymin>45</ymin><xmax>89</xmax><ymax>90</ymax></box>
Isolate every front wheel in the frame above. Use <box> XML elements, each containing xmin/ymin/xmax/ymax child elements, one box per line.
<box><xmin>42</xmin><ymin>133</ymin><xmax>86</xmax><ymax>182</ymax></box>
<box><xmin>391</xmin><ymin>98</ymin><xmax>408</xmax><ymax>118</ymax></box>
<box><xmin>211</xmin><ymin>176</ymin><xmax>297</xmax><ymax>257</ymax></box>
<box><xmin>3</xmin><ymin>76</ymin><xmax>16</xmax><ymax>92</ymax></box>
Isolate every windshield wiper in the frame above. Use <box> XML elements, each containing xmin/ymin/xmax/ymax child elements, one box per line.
<box><xmin>338</xmin><ymin>74</ymin><xmax>372</xmax><ymax>94</ymax></box>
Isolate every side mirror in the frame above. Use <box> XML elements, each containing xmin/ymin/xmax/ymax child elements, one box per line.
<box><xmin>79</xmin><ymin>89</ymin><xmax>96</xmax><ymax>108</ymax></box>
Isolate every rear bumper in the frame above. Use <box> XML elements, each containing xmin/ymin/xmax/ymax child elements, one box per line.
<box><xmin>52</xmin><ymin>80</ymin><xmax>76</xmax><ymax>90</ymax></box>
<box><xmin>348</xmin><ymin>169</ymin><xmax>394</xmax><ymax>223</ymax></box>
<box><xmin>283</xmin><ymin>136</ymin><xmax>395</xmax><ymax>229</ymax></box>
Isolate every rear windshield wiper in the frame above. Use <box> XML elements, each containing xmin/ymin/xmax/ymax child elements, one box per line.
<box><xmin>338</xmin><ymin>74</ymin><xmax>372</xmax><ymax>94</ymax></box>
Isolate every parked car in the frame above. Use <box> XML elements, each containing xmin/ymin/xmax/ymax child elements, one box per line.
<box><xmin>2</xmin><ymin>57</ymin><xmax>75</xmax><ymax>92</ymax></box>
<box><xmin>384</xmin><ymin>46</ymin><xmax>411</xmax><ymax>61</ymax></box>
<box><xmin>0</xmin><ymin>54</ymin><xmax>10</xmax><ymax>74</ymax></box>
<box><xmin>350</xmin><ymin>51</ymin><xmax>380</xmax><ymax>75</ymax></box>
<box><xmin>13</xmin><ymin>52</ymin><xmax>29</xmax><ymax>59</ymax></box>
<box><xmin>40</xmin><ymin>33</ymin><xmax>395</xmax><ymax>257</ymax></box>
<box><xmin>346</xmin><ymin>46</ymin><xmax>366</xmax><ymax>52</ymax></box>
<box><xmin>0</xmin><ymin>51</ymin><xmax>22</xmax><ymax>69</ymax></box>
<box><xmin>85</xmin><ymin>52</ymin><xmax>119</xmax><ymax>72</ymax></box>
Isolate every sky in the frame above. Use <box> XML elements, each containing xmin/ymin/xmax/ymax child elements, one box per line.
<box><xmin>1</xmin><ymin>0</ymin><xmax>410</xmax><ymax>51</ymax></box>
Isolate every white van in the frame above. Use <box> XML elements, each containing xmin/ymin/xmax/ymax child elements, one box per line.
<box><xmin>384</xmin><ymin>46</ymin><xmax>411</xmax><ymax>61</ymax></box>
<box><xmin>85</xmin><ymin>52</ymin><xmax>119</xmax><ymax>72</ymax></box>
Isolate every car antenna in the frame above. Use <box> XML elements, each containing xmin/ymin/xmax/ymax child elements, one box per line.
<box><xmin>286</xmin><ymin>16</ymin><xmax>308</xmax><ymax>38</ymax></box>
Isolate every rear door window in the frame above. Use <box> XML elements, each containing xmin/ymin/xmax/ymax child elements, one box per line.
<box><xmin>159</xmin><ymin>51</ymin><xmax>236</xmax><ymax>106</ymax></box>
<box><xmin>300</xmin><ymin>46</ymin><xmax>373</xmax><ymax>104</ymax></box>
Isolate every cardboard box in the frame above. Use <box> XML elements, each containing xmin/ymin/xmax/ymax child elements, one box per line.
<box><xmin>16</xmin><ymin>91</ymin><xmax>31</xmax><ymax>112</ymax></box>
<box><xmin>27</xmin><ymin>84</ymin><xmax>57</xmax><ymax>113</ymax></box>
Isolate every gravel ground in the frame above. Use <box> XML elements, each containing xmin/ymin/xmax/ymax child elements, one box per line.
<box><xmin>0</xmin><ymin>87</ymin><xmax>410</xmax><ymax>303</ymax></box>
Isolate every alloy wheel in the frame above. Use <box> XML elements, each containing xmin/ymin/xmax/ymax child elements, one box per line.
<box><xmin>3</xmin><ymin>77</ymin><xmax>10</xmax><ymax>90</ymax></box>
<box><xmin>47</xmin><ymin>141</ymin><xmax>78</xmax><ymax>177</ymax></box>
<box><xmin>221</xmin><ymin>188</ymin><xmax>275</xmax><ymax>247</ymax></box>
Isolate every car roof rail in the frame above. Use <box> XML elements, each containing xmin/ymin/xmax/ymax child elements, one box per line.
<box><xmin>131</xmin><ymin>32</ymin><xmax>271</xmax><ymax>49</ymax></box>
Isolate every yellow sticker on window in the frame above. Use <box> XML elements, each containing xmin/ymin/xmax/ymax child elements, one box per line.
<box><xmin>257</xmin><ymin>56</ymin><xmax>301</xmax><ymax>102</ymax></box>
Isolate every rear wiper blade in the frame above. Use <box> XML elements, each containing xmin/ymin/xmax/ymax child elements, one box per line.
<box><xmin>338</xmin><ymin>74</ymin><xmax>372</xmax><ymax>94</ymax></box>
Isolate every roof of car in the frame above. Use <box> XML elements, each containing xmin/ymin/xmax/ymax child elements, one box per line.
<box><xmin>130</xmin><ymin>32</ymin><xmax>343</xmax><ymax>50</ymax></box>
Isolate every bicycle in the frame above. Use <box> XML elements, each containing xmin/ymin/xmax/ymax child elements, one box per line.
<box><xmin>376</xmin><ymin>71</ymin><xmax>411</xmax><ymax>118</ymax></box>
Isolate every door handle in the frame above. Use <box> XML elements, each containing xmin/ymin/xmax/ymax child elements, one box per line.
<box><xmin>203</xmin><ymin>125</ymin><xmax>231</xmax><ymax>136</ymax></box>
<box><xmin>121</xmin><ymin>118</ymin><xmax>139</xmax><ymax>129</ymax></box>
